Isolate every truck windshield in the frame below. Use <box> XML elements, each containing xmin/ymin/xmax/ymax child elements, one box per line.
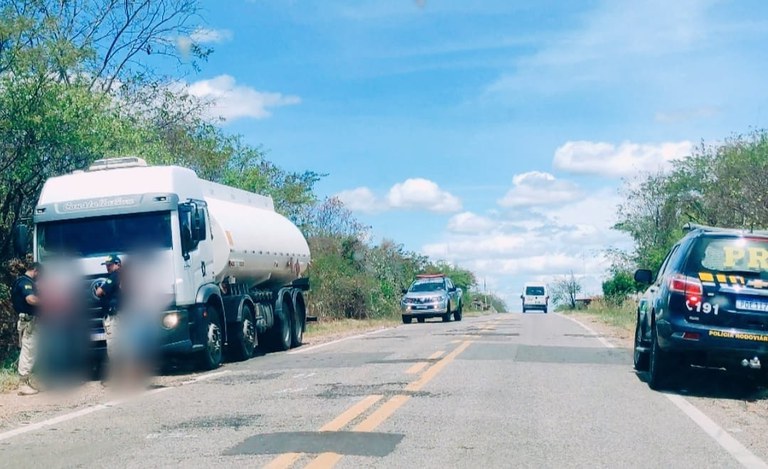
<box><xmin>38</xmin><ymin>211</ymin><xmax>172</xmax><ymax>258</ymax></box>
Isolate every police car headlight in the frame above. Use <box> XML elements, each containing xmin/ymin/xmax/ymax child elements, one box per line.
<box><xmin>162</xmin><ymin>312</ymin><xmax>180</xmax><ymax>329</ymax></box>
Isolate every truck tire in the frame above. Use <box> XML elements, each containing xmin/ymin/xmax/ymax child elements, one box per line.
<box><xmin>270</xmin><ymin>297</ymin><xmax>292</xmax><ymax>352</ymax></box>
<box><xmin>402</xmin><ymin>315</ymin><xmax>412</xmax><ymax>324</ymax></box>
<box><xmin>197</xmin><ymin>305</ymin><xmax>223</xmax><ymax>370</ymax></box>
<box><xmin>290</xmin><ymin>292</ymin><xmax>305</xmax><ymax>348</ymax></box>
<box><xmin>442</xmin><ymin>312</ymin><xmax>451</xmax><ymax>322</ymax></box>
<box><xmin>229</xmin><ymin>304</ymin><xmax>256</xmax><ymax>361</ymax></box>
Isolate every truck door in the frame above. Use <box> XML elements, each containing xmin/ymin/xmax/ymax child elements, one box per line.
<box><xmin>178</xmin><ymin>201</ymin><xmax>215</xmax><ymax>304</ymax></box>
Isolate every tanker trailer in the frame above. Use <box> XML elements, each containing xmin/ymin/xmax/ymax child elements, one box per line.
<box><xmin>13</xmin><ymin>156</ymin><xmax>311</xmax><ymax>371</ymax></box>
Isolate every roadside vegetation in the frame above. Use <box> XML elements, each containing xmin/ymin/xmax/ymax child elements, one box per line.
<box><xmin>562</xmin><ymin>130</ymin><xmax>768</xmax><ymax>329</ymax></box>
<box><xmin>0</xmin><ymin>1</ymin><xmax>506</xmax><ymax>371</ymax></box>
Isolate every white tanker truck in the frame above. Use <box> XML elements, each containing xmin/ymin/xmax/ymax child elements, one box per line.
<box><xmin>12</xmin><ymin>156</ymin><xmax>312</xmax><ymax>371</ymax></box>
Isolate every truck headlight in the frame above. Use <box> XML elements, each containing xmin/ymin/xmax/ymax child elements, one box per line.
<box><xmin>162</xmin><ymin>312</ymin><xmax>180</xmax><ymax>329</ymax></box>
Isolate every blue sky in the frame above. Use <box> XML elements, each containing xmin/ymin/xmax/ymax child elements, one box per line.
<box><xmin>178</xmin><ymin>0</ymin><xmax>768</xmax><ymax>306</ymax></box>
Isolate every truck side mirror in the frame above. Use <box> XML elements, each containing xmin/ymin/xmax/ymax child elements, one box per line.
<box><xmin>634</xmin><ymin>269</ymin><xmax>653</xmax><ymax>284</ymax></box>
<box><xmin>180</xmin><ymin>226</ymin><xmax>192</xmax><ymax>261</ymax></box>
<box><xmin>401</xmin><ymin>288</ymin><xmax>408</xmax><ymax>295</ymax></box>
<box><xmin>12</xmin><ymin>225</ymin><xmax>29</xmax><ymax>257</ymax></box>
<box><xmin>192</xmin><ymin>207</ymin><xmax>206</xmax><ymax>241</ymax></box>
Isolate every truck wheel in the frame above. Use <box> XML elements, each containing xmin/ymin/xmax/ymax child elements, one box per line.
<box><xmin>270</xmin><ymin>297</ymin><xmax>292</xmax><ymax>352</ymax></box>
<box><xmin>417</xmin><ymin>317</ymin><xmax>426</xmax><ymax>323</ymax></box>
<box><xmin>402</xmin><ymin>315</ymin><xmax>412</xmax><ymax>324</ymax></box>
<box><xmin>290</xmin><ymin>296</ymin><xmax>305</xmax><ymax>348</ymax></box>
<box><xmin>197</xmin><ymin>306</ymin><xmax>223</xmax><ymax>370</ymax></box>
<box><xmin>442</xmin><ymin>312</ymin><xmax>451</xmax><ymax>322</ymax></box>
<box><xmin>230</xmin><ymin>304</ymin><xmax>256</xmax><ymax>361</ymax></box>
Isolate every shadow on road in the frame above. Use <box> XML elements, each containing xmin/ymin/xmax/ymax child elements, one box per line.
<box><xmin>635</xmin><ymin>366</ymin><xmax>768</xmax><ymax>402</ymax></box>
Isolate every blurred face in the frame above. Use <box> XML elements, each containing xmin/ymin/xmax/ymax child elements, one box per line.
<box><xmin>106</xmin><ymin>262</ymin><xmax>120</xmax><ymax>274</ymax></box>
<box><xmin>29</xmin><ymin>268</ymin><xmax>39</xmax><ymax>279</ymax></box>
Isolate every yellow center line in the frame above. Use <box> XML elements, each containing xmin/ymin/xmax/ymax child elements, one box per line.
<box><xmin>405</xmin><ymin>362</ymin><xmax>428</xmax><ymax>374</ymax></box>
<box><xmin>305</xmin><ymin>395</ymin><xmax>412</xmax><ymax>469</ymax></box>
<box><xmin>319</xmin><ymin>395</ymin><xmax>383</xmax><ymax>431</ymax></box>
<box><xmin>406</xmin><ymin>350</ymin><xmax>445</xmax><ymax>374</ymax></box>
<box><xmin>354</xmin><ymin>394</ymin><xmax>411</xmax><ymax>432</ymax></box>
<box><xmin>406</xmin><ymin>341</ymin><xmax>472</xmax><ymax>392</ymax></box>
<box><xmin>429</xmin><ymin>350</ymin><xmax>445</xmax><ymax>360</ymax></box>
<box><xmin>303</xmin><ymin>452</ymin><xmax>342</xmax><ymax>469</ymax></box>
<box><xmin>263</xmin><ymin>452</ymin><xmax>302</xmax><ymax>469</ymax></box>
<box><xmin>301</xmin><ymin>342</ymin><xmax>473</xmax><ymax>469</ymax></box>
<box><xmin>263</xmin><ymin>395</ymin><xmax>383</xmax><ymax>469</ymax></box>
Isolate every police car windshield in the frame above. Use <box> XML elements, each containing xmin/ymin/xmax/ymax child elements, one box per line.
<box><xmin>686</xmin><ymin>236</ymin><xmax>768</xmax><ymax>275</ymax></box>
<box><xmin>409</xmin><ymin>280</ymin><xmax>445</xmax><ymax>292</ymax></box>
<box><xmin>38</xmin><ymin>211</ymin><xmax>172</xmax><ymax>258</ymax></box>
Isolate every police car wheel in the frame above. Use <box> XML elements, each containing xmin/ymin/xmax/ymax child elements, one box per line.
<box><xmin>633</xmin><ymin>319</ymin><xmax>650</xmax><ymax>371</ymax></box>
<box><xmin>453</xmin><ymin>305</ymin><xmax>462</xmax><ymax>321</ymax></box>
<box><xmin>648</xmin><ymin>326</ymin><xmax>673</xmax><ymax>390</ymax></box>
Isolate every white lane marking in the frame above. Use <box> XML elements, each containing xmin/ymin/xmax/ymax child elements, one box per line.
<box><xmin>665</xmin><ymin>394</ymin><xmax>768</xmax><ymax>469</ymax></box>
<box><xmin>287</xmin><ymin>327</ymin><xmax>392</xmax><ymax>355</ymax></box>
<box><xmin>563</xmin><ymin>313</ymin><xmax>768</xmax><ymax>469</ymax></box>
<box><xmin>0</xmin><ymin>369</ymin><xmax>231</xmax><ymax>443</ymax></box>
<box><xmin>557</xmin><ymin>313</ymin><xmax>616</xmax><ymax>348</ymax></box>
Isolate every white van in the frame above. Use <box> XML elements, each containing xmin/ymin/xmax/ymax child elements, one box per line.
<box><xmin>521</xmin><ymin>283</ymin><xmax>549</xmax><ymax>313</ymax></box>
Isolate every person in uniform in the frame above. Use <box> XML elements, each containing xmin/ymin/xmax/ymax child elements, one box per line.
<box><xmin>11</xmin><ymin>261</ymin><xmax>41</xmax><ymax>396</ymax></box>
<box><xmin>95</xmin><ymin>254</ymin><xmax>122</xmax><ymax>364</ymax></box>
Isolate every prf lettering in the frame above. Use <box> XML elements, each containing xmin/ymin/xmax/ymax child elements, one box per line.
<box><xmin>723</xmin><ymin>246</ymin><xmax>768</xmax><ymax>270</ymax></box>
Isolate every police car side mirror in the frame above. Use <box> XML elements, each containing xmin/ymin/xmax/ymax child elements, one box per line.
<box><xmin>634</xmin><ymin>269</ymin><xmax>653</xmax><ymax>284</ymax></box>
<box><xmin>12</xmin><ymin>225</ymin><xmax>29</xmax><ymax>257</ymax></box>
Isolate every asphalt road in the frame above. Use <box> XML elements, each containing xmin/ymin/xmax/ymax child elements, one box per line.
<box><xmin>1</xmin><ymin>312</ymin><xmax>767</xmax><ymax>468</ymax></box>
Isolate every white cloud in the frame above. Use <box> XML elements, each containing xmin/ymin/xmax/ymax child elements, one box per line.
<box><xmin>187</xmin><ymin>75</ymin><xmax>301</xmax><ymax>121</ymax></box>
<box><xmin>175</xmin><ymin>28</ymin><xmax>233</xmax><ymax>59</ymax></box>
<box><xmin>553</xmin><ymin>140</ymin><xmax>693</xmax><ymax>178</ymax></box>
<box><xmin>447</xmin><ymin>212</ymin><xmax>496</xmax><ymax>233</ymax></box>
<box><xmin>386</xmin><ymin>178</ymin><xmax>462</xmax><ymax>212</ymax></box>
<box><xmin>335</xmin><ymin>187</ymin><xmax>382</xmax><ymax>213</ymax></box>
<box><xmin>190</xmin><ymin>28</ymin><xmax>233</xmax><ymax>44</ymax></box>
<box><xmin>335</xmin><ymin>178</ymin><xmax>462</xmax><ymax>213</ymax></box>
<box><xmin>498</xmin><ymin>171</ymin><xmax>582</xmax><ymax>207</ymax></box>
